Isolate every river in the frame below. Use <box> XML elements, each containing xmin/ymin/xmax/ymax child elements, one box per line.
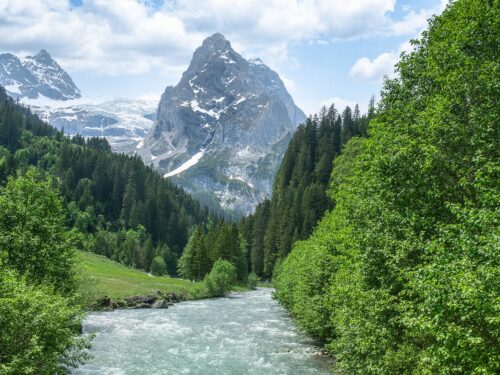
<box><xmin>73</xmin><ymin>288</ymin><xmax>331</xmax><ymax>374</ymax></box>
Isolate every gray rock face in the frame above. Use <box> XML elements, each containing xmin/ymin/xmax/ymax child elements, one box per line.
<box><xmin>139</xmin><ymin>33</ymin><xmax>305</xmax><ymax>215</ymax></box>
<box><xmin>0</xmin><ymin>49</ymin><xmax>81</xmax><ymax>100</ymax></box>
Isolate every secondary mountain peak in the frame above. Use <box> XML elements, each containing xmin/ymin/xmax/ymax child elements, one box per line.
<box><xmin>33</xmin><ymin>49</ymin><xmax>52</xmax><ymax>61</ymax></box>
<box><xmin>0</xmin><ymin>49</ymin><xmax>81</xmax><ymax>100</ymax></box>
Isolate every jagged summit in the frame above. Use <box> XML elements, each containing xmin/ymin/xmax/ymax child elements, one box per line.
<box><xmin>32</xmin><ymin>49</ymin><xmax>52</xmax><ymax>63</ymax></box>
<box><xmin>202</xmin><ymin>33</ymin><xmax>230</xmax><ymax>48</ymax></box>
<box><xmin>0</xmin><ymin>49</ymin><xmax>81</xmax><ymax>100</ymax></box>
<box><xmin>139</xmin><ymin>34</ymin><xmax>306</xmax><ymax>215</ymax></box>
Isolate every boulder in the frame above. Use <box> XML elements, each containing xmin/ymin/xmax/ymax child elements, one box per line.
<box><xmin>125</xmin><ymin>295</ymin><xmax>157</xmax><ymax>306</ymax></box>
<box><xmin>151</xmin><ymin>299</ymin><xmax>172</xmax><ymax>309</ymax></box>
<box><xmin>132</xmin><ymin>303</ymin><xmax>152</xmax><ymax>309</ymax></box>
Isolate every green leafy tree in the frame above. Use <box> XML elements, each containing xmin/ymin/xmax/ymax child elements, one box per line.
<box><xmin>0</xmin><ymin>170</ymin><xmax>77</xmax><ymax>293</ymax></box>
<box><xmin>151</xmin><ymin>256</ymin><xmax>167</xmax><ymax>276</ymax></box>
<box><xmin>275</xmin><ymin>1</ymin><xmax>499</xmax><ymax>373</ymax></box>
<box><xmin>177</xmin><ymin>231</ymin><xmax>197</xmax><ymax>280</ymax></box>
<box><xmin>247</xmin><ymin>272</ymin><xmax>258</xmax><ymax>290</ymax></box>
<box><xmin>204</xmin><ymin>259</ymin><xmax>237</xmax><ymax>297</ymax></box>
<box><xmin>0</xmin><ymin>270</ymin><xmax>89</xmax><ymax>374</ymax></box>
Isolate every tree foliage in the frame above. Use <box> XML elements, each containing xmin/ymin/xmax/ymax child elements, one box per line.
<box><xmin>0</xmin><ymin>270</ymin><xmax>88</xmax><ymax>375</ymax></box>
<box><xmin>275</xmin><ymin>0</ymin><xmax>499</xmax><ymax>373</ymax></box>
<box><xmin>0</xmin><ymin>172</ymin><xmax>88</xmax><ymax>373</ymax></box>
<box><xmin>178</xmin><ymin>221</ymin><xmax>247</xmax><ymax>282</ymax></box>
<box><xmin>0</xmin><ymin>170</ymin><xmax>77</xmax><ymax>293</ymax></box>
<box><xmin>204</xmin><ymin>259</ymin><xmax>237</xmax><ymax>297</ymax></box>
<box><xmin>241</xmin><ymin>101</ymin><xmax>372</xmax><ymax>278</ymax></box>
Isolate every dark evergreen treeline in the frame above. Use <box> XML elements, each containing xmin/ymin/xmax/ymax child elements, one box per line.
<box><xmin>0</xmin><ymin>87</ymin><xmax>208</xmax><ymax>273</ymax></box>
<box><xmin>239</xmin><ymin>101</ymin><xmax>373</xmax><ymax>278</ymax></box>
<box><xmin>274</xmin><ymin>0</ymin><xmax>499</xmax><ymax>373</ymax></box>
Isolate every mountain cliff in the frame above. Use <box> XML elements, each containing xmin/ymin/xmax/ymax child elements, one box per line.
<box><xmin>139</xmin><ymin>33</ymin><xmax>305</xmax><ymax>215</ymax></box>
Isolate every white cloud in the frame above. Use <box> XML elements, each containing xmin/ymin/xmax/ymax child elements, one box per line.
<box><xmin>0</xmin><ymin>0</ymin><xmax>203</xmax><ymax>76</ymax></box>
<box><xmin>349</xmin><ymin>51</ymin><xmax>399</xmax><ymax>82</ymax></box>
<box><xmin>0</xmin><ymin>0</ymin><xmax>442</xmax><ymax>79</ymax></box>
<box><xmin>349</xmin><ymin>1</ymin><xmax>448</xmax><ymax>82</ymax></box>
<box><xmin>349</xmin><ymin>40</ymin><xmax>415</xmax><ymax>82</ymax></box>
<box><xmin>320</xmin><ymin>96</ymin><xmax>361</xmax><ymax>113</ymax></box>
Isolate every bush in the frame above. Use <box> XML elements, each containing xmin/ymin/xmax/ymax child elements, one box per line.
<box><xmin>151</xmin><ymin>256</ymin><xmax>167</xmax><ymax>276</ymax></box>
<box><xmin>204</xmin><ymin>259</ymin><xmax>236</xmax><ymax>297</ymax></box>
<box><xmin>247</xmin><ymin>272</ymin><xmax>258</xmax><ymax>290</ymax></box>
<box><xmin>0</xmin><ymin>270</ymin><xmax>89</xmax><ymax>374</ymax></box>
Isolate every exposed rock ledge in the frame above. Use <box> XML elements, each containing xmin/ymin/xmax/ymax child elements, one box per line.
<box><xmin>91</xmin><ymin>291</ymin><xmax>187</xmax><ymax>311</ymax></box>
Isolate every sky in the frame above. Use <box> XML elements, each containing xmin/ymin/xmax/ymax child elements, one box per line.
<box><xmin>0</xmin><ymin>0</ymin><xmax>448</xmax><ymax>115</ymax></box>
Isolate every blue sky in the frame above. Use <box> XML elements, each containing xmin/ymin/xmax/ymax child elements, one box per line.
<box><xmin>1</xmin><ymin>0</ymin><xmax>446</xmax><ymax>114</ymax></box>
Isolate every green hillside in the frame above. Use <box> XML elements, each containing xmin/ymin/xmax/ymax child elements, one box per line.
<box><xmin>77</xmin><ymin>251</ymin><xmax>248</xmax><ymax>304</ymax></box>
<box><xmin>77</xmin><ymin>251</ymin><xmax>203</xmax><ymax>301</ymax></box>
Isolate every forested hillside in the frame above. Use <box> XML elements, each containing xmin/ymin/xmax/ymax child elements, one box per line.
<box><xmin>0</xmin><ymin>87</ymin><xmax>208</xmax><ymax>274</ymax></box>
<box><xmin>239</xmin><ymin>102</ymin><xmax>373</xmax><ymax>278</ymax></box>
<box><xmin>0</xmin><ymin>85</ymin><xmax>213</xmax><ymax>372</ymax></box>
<box><xmin>274</xmin><ymin>0</ymin><xmax>499</xmax><ymax>373</ymax></box>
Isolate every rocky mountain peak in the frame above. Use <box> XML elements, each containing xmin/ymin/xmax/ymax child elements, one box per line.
<box><xmin>32</xmin><ymin>49</ymin><xmax>53</xmax><ymax>64</ymax></box>
<box><xmin>139</xmin><ymin>34</ymin><xmax>306</xmax><ymax>216</ymax></box>
<box><xmin>0</xmin><ymin>49</ymin><xmax>81</xmax><ymax>101</ymax></box>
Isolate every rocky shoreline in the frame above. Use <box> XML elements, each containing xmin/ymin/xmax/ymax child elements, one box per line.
<box><xmin>91</xmin><ymin>291</ymin><xmax>188</xmax><ymax>311</ymax></box>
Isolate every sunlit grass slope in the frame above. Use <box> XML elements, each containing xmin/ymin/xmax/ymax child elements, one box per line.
<box><xmin>77</xmin><ymin>251</ymin><xmax>202</xmax><ymax>301</ymax></box>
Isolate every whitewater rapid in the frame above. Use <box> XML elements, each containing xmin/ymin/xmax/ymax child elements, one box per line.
<box><xmin>73</xmin><ymin>288</ymin><xmax>330</xmax><ymax>374</ymax></box>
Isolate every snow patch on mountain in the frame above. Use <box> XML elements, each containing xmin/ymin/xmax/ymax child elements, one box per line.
<box><xmin>24</xmin><ymin>97</ymin><xmax>157</xmax><ymax>153</ymax></box>
<box><xmin>164</xmin><ymin>150</ymin><xmax>205</xmax><ymax>177</ymax></box>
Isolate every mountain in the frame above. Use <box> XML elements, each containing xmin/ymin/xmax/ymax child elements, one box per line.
<box><xmin>0</xmin><ymin>49</ymin><xmax>156</xmax><ymax>154</ymax></box>
<box><xmin>138</xmin><ymin>33</ymin><xmax>306</xmax><ymax>215</ymax></box>
<box><xmin>0</xmin><ymin>49</ymin><xmax>81</xmax><ymax>100</ymax></box>
<box><xmin>30</xmin><ymin>98</ymin><xmax>157</xmax><ymax>154</ymax></box>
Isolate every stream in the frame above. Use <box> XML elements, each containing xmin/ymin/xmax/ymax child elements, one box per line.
<box><xmin>73</xmin><ymin>288</ymin><xmax>331</xmax><ymax>374</ymax></box>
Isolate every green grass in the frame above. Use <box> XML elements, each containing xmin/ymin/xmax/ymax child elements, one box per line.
<box><xmin>76</xmin><ymin>251</ymin><xmax>250</xmax><ymax>307</ymax></box>
<box><xmin>76</xmin><ymin>251</ymin><xmax>203</xmax><ymax>302</ymax></box>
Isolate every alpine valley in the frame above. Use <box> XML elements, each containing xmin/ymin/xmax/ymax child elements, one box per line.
<box><xmin>1</xmin><ymin>1</ymin><xmax>497</xmax><ymax>374</ymax></box>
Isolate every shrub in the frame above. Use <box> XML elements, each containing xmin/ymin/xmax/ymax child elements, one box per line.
<box><xmin>204</xmin><ymin>259</ymin><xmax>236</xmax><ymax>297</ymax></box>
<box><xmin>151</xmin><ymin>256</ymin><xmax>167</xmax><ymax>276</ymax></box>
<box><xmin>247</xmin><ymin>272</ymin><xmax>258</xmax><ymax>290</ymax></box>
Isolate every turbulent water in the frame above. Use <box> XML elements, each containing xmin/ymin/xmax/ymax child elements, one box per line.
<box><xmin>74</xmin><ymin>288</ymin><xmax>331</xmax><ymax>374</ymax></box>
